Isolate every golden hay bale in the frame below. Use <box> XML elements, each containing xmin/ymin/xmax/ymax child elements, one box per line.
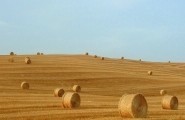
<box><xmin>162</xmin><ymin>95</ymin><xmax>178</xmax><ymax>110</ymax></box>
<box><xmin>101</xmin><ymin>57</ymin><xmax>104</xmax><ymax>60</ymax></box>
<box><xmin>37</xmin><ymin>52</ymin><xmax>40</xmax><ymax>55</ymax></box>
<box><xmin>94</xmin><ymin>55</ymin><xmax>97</xmax><ymax>58</ymax></box>
<box><xmin>8</xmin><ymin>57</ymin><xmax>14</xmax><ymax>63</ymax></box>
<box><xmin>118</xmin><ymin>94</ymin><xmax>148</xmax><ymax>118</ymax></box>
<box><xmin>62</xmin><ymin>92</ymin><xmax>81</xmax><ymax>108</ymax></box>
<box><xmin>25</xmin><ymin>57</ymin><xmax>31</xmax><ymax>64</ymax></box>
<box><xmin>54</xmin><ymin>88</ymin><xmax>65</xmax><ymax>97</ymax></box>
<box><xmin>148</xmin><ymin>71</ymin><xmax>152</xmax><ymax>75</ymax></box>
<box><xmin>10</xmin><ymin>52</ymin><xmax>14</xmax><ymax>55</ymax></box>
<box><xmin>85</xmin><ymin>52</ymin><xmax>88</xmax><ymax>55</ymax></box>
<box><xmin>21</xmin><ymin>81</ymin><xmax>29</xmax><ymax>89</ymax></box>
<box><xmin>160</xmin><ymin>89</ymin><xmax>167</xmax><ymax>96</ymax></box>
<box><xmin>72</xmin><ymin>85</ymin><xmax>81</xmax><ymax>92</ymax></box>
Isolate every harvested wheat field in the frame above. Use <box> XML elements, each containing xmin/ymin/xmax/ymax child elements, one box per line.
<box><xmin>1</xmin><ymin>54</ymin><xmax>185</xmax><ymax>120</ymax></box>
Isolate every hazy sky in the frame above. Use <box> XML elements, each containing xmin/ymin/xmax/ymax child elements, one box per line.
<box><xmin>0</xmin><ymin>0</ymin><xmax>185</xmax><ymax>62</ymax></box>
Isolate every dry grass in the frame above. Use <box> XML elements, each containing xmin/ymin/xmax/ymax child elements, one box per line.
<box><xmin>0</xmin><ymin>55</ymin><xmax>185</xmax><ymax>119</ymax></box>
<box><xmin>8</xmin><ymin>57</ymin><xmax>14</xmax><ymax>63</ymax></box>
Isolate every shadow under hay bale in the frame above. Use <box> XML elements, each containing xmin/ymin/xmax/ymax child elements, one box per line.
<box><xmin>162</xmin><ymin>95</ymin><xmax>178</xmax><ymax>110</ymax></box>
<box><xmin>72</xmin><ymin>85</ymin><xmax>81</xmax><ymax>92</ymax></box>
<box><xmin>62</xmin><ymin>92</ymin><xmax>81</xmax><ymax>108</ymax></box>
<box><xmin>160</xmin><ymin>89</ymin><xmax>167</xmax><ymax>96</ymax></box>
<box><xmin>54</xmin><ymin>88</ymin><xmax>65</xmax><ymax>97</ymax></box>
<box><xmin>25</xmin><ymin>57</ymin><xmax>31</xmax><ymax>64</ymax></box>
<box><xmin>118</xmin><ymin>93</ymin><xmax>148</xmax><ymax>118</ymax></box>
<box><xmin>21</xmin><ymin>81</ymin><xmax>29</xmax><ymax>89</ymax></box>
<box><xmin>148</xmin><ymin>71</ymin><xmax>153</xmax><ymax>75</ymax></box>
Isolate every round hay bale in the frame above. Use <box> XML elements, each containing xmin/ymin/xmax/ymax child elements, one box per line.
<box><xmin>41</xmin><ymin>53</ymin><xmax>44</xmax><ymax>55</ymax></box>
<box><xmin>101</xmin><ymin>57</ymin><xmax>104</xmax><ymax>60</ymax></box>
<box><xmin>168</xmin><ymin>61</ymin><xmax>171</xmax><ymax>63</ymax></box>
<box><xmin>85</xmin><ymin>52</ymin><xmax>88</xmax><ymax>55</ymax></box>
<box><xmin>139</xmin><ymin>59</ymin><xmax>142</xmax><ymax>61</ymax></box>
<box><xmin>54</xmin><ymin>88</ymin><xmax>65</xmax><ymax>97</ymax></box>
<box><xmin>148</xmin><ymin>71</ymin><xmax>152</xmax><ymax>75</ymax></box>
<box><xmin>121</xmin><ymin>57</ymin><xmax>124</xmax><ymax>60</ymax></box>
<box><xmin>10</xmin><ymin>52</ymin><xmax>14</xmax><ymax>55</ymax></box>
<box><xmin>21</xmin><ymin>81</ymin><xmax>29</xmax><ymax>89</ymax></box>
<box><xmin>118</xmin><ymin>93</ymin><xmax>148</xmax><ymax>118</ymax></box>
<box><xmin>160</xmin><ymin>89</ymin><xmax>167</xmax><ymax>96</ymax></box>
<box><xmin>94</xmin><ymin>55</ymin><xmax>97</xmax><ymax>58</ymax></box>
<box><xmin>72</xmin><ymin>85</ymin><xmax>81</xmax><ymax>92</ymax></box>
<box><xmin>25</xmin><ymin>57</ymin><xmax>31</xmax><ymax>64</ymax></box>
<box><xmin>62</xmin><ymin>92</ymin><xmax>81</xmax><ymax>108</ymax></box>
<box><xmin>8</xmin><ymin>57</ymin><xmax>14</xmax><ymax>63</ymax></box>
<box><xmin>37</xmin><ymin>52</ymin><xmax>40</xmax><ymax>55</ymax></box>
<box><xmin>162</xmin><ymin>95</ymin><xmax>178</xmax><ymax>110</ymax></box>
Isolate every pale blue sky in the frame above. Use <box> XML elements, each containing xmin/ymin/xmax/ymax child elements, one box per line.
<box><xmin>0</xmin><ymin>0</ymin><xmax>185</xmax><ymax>62</ymax></box>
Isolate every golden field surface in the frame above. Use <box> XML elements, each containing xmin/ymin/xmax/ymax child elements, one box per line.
<box><xmin>0</xmin><ymin>54</ymin><xmax>185</xmax><ymax>120</ymax></box>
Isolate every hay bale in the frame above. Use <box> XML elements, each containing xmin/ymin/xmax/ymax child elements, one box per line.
<box><xmin>8</xmin><ymin>57</ymin><xmax>14</xmax><ymax>63</ymax></box>
<box><xmin>118</xmin><ymin>93</ymin><xmax>148</xmax><ymax>118</ymax></box>
<box><xmin>121</xmin><ymin>57</ymin><xmax>124</xmax><ymax>60</ymax></box>
<box><xmin>25</xmin><ymin>57</ymin><xmax>31</xmax><ymax>64</ymax></box>
<box><xmin>10</xmin><ymin>52</ymin><xmax>14</xmax><ymax>55</ymax></box>
<box><xmin>61</xmin><ymin>92</ymin><xmax>81</xmax><ymax>108</ymax></box>
<box><xmin>41</xmin><ymin>53</ymin><xmax>44</xmax><ymax>55</ymax></box>
<box><xmin>72</xmin><ymin>85</ymin><xmax>81</xmax><ymax>92</ymax></box>
<box><xmin>37</xmin><ymin>52</ymin><xmax>40</xmax><ymax>55</ymax></box>
<box><xmin>168</xmin><ymin>61</ymin><xmax>171</xmax><ymax>63</ymax></box>
<box><xmin>85</xmin><ymin>52</ymin><xmax>88</xmax><ymax>55</ymax></box>
<box><xmin>148</xmin><ymin>71</ymin><xmax>152</xmax><ymax>75</ymax></box>
<box><xmin>162</xmin><ymin>95</ymin><xmax>178</xmax><ymax>110</ymax></box>
<box><xmin>101</xmin><ymin>57</ymin><xmax>104</xmax><ymax>60</ymax></box>
<box><xmin>54</xmin><ymin>88</ymin><xmax>65</xmax><ymax>97</ymax></box>
<box><xmin>160</xmin><ymin>90</ymin><xmax>167</xmax><ymax>96</ymax></box>
<box><xmin>94</xmin><ymin>55</ymin><xmax>97</xmax><ymax>58</ymax></box>
<box><xmin>21</xmin><ymin>81</ymin><xmax>29</xmax><ymax>89</ymax></box>
<box><xmin>139</xmin><ymin>59</ymin><xmax>142</xmax><ymax>61</ymax></box>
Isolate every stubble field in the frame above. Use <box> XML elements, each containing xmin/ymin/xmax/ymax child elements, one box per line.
<box><xmin>1</xmin><ymin>54</ymin><xmax>185</xmax><ymax>120</ymax></box>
